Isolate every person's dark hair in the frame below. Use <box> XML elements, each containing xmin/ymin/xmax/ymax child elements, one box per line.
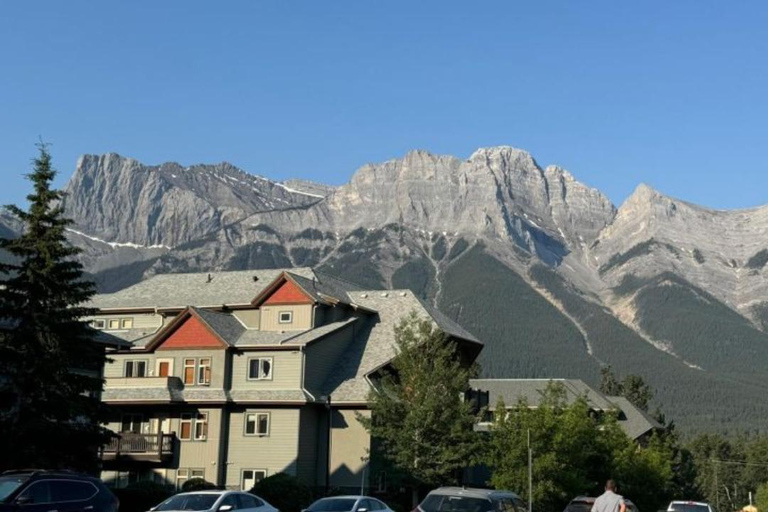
<box><xmin>606</xmin><ymin>480</ymin><xmax>616</xmax><ymax>491</ymax></box>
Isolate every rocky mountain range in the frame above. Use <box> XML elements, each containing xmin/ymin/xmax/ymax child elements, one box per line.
<box><xmin>3</xmin><ymin>146</ymin><xmax>767</xmax><ymax>432</ymax></box>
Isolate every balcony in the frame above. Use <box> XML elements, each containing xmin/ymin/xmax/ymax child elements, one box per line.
<box><xmin>101</xmin><ymin>433</ymin><xmax>176</xmax><ymax>464</ymax></box>
<box><xmin>102</xmin><ymin>376</ymin><xmax>183</xmax><ymax>403</ymax></box>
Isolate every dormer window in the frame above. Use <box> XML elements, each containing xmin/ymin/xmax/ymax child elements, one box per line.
<box><xmin>91</xmin><ymin>319</ymin><xmax>106</xmax><ymax>329</ymax></box>
<box><xmin>278</xmin><ymin>311</ymin><xmax>293</xmax><ymax>324</ymax></box>
<box><xmin>247</xmin><ymin>358</ymin><xmax>273</xmax><ymax>380</ymax></box>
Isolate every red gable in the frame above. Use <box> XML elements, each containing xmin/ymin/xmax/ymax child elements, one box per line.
<box><xmin>263</xmin><ymin>279</ymin><xmax>313</xmax><ymax>305</ymax></box>
<box><xmin>156</xmin><ymin>314</ymin><xmax>227</xmax><ymax>351</ymax></box>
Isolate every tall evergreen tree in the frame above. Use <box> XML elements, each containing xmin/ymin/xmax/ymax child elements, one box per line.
<box><xmin>0</xmin><ymin>144</ymin><xmax>108</xmax><ymax>471</ymax></box>
<box><xmin>359</xmin><ymin>314</ymin><xmax>480</xmax><ymax>502</ymax></box>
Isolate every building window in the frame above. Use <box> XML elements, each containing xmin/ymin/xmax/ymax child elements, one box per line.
<box><xmin>183</xmin><ymin>359</ymin><xmax>196</xmax><ymax>385</ymax></box>
<box><xmin>247</xmin><ymin>358</ymin><xmax>273</xmax><ymax>380</ymax></box>
<box><xmin>180</xmin><ymin>414</ymin><xmax>193</xmax><ymax>440</ymax></box>
<box><xmin>108</xmin><ymin>319</ymin><xmax>120</xmax><ymax>330</ymax></box>
<box><xmin>197</xmin><ymin>358</ymin><xmax>211</xmax><ymax>386</ymax></box>
<box><xmin>194</xmin><ymin>413</ymin><xmax>208</xmax><ymax>441</ymax></box>
<box><xmin>241</xmin><ymin>469</ymin><xmax>267</xmax><ymax>491</ymax></box>
<box><xmin>278</xmin><ymin>311</ymin><xmax>293</xmax><ymax>323</ymax></box>
<box><xmin>91</xmin><ymin>319</ymin><xmax>106</xmax><ymax>329</ymax></box>
<box><xmin>124</xmin><ymin>360</ymin><xmax>147</xmax><ymax>378</ymax></box>
<box><xmin>121</xmin><ymin>414</ymin><xmax>144</xmax><ymax>434</ymax></box>
<box><xmin>244</xmin><ymin>412</ymin><xmax>270</xmax><ymax>437</ymax></box>
<box><xmin>176</xmin><ymin>469</ymin><xmax>188</xmax><ymax>490</ymax></box>
<box><xmin>121</xmin><ymin>318</ymin><xmax>134</xmax><ymax>329</ymax></box>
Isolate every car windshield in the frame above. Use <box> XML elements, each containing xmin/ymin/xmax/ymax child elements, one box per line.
<box><xmin>420</xmin><ymin>495</ymin><xmax>493</xmax><ymax>512</ymax></box>
<box><xmin>565</xmin><ymin>502</ymin><xmax>594</xmax><ymax>512</ymax></box>
<box><xmin>670</xmin><ymin>505</ymin><xmax>709</xmax><ymax>512</ymax></box>
<box><xmin>309</xmin><ymin>498</ymin><xmax>359</xmax><ymax>512</ymax></box>
<box><xmin>0</xmin><ymin>476</ymin><xmax>28</xmax><ymax>503</ymax></box>
<box><xmin>155</xmin><ymin>494</ymin><xmax>220</xmax><ymax>511</ymax></box>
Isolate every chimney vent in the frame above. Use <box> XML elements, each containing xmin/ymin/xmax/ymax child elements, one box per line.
<box><xmin>206</xmin><ymin>273</ymin><xmax>213</xmax><ymax>283</ymax></box>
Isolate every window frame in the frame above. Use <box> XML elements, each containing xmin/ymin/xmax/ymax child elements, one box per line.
<box><xmin>121</xmin><ymin>318</ymin><xmax>134</xmax><ymax>329</ymax></box>
<box><xmin>193</xmin><ymin>412</ymin><xmax>208</xmax><ymax>441</ymax></box>
<box><xmin>108</xmin><ymin>319</ymin><xmax>121</xmax><ymax>330</ymax></box>
<box><xmin>180</xmin><ymin>414</ymin><xmax>193</xmax><ymax>441</ymax></box>
<box><xmin>197</xmin><ymin>358</ymin><xmax>212</xmax><ymax>386</ymax></box>
<box><xmin>91</xmin><ymin>319</ymin><xmax>106</xmax><ymax>329</ymax></box>
<box><xmin>244</xmin><ymin>411</ymin><xmax>270</xmax><ymax>437</ymax></box>
<box><xmin>183</xmin><ymin>358</ymin><xmax>196</xmax><ymax>385</ymax></box>
<box><xmin>241</xmin><ymin>469</ymin><xmax>268</xmax><ymax>491</ymax></box>
<box><xmin>124</xmin><ymin>359</ymin><xmax>148</xmax><ymax>378</ymax></box>
<box><xmin>121</xmin><ymin>413</ymin><xmax>145</xmax><ymax>434</ymax></box>
<box><xmin>156</xmin><ymin>358</ymin><xmax>174</xmax><ymax>378</ymax></box>
<box><xmin>246</xmin><ymin>357</ymin><xmax>273</xmax><ymax>381</ymax></box>
<box><xmin>278</xmin><ymin>311</ymin><xmax>293</xmax><ymax>324</ymax></box>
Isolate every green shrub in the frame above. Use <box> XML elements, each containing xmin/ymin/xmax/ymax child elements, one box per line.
<box><xmin>250</xmin><ymin>473</ymin><xmax>312</xmax><ymax>512</ymax></box>
<box><xmin>181</xmin><ymin>477</ymin><xmax>217</xmax><ymax>492</ymax></box>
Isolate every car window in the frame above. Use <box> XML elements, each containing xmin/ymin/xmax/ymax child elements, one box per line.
<box><xmin>0</xmin><ymin>475</ymin><xmax>29</xmax><ymax>503</ymax></box>
<box><xmin>513</xmin><ymin>499</ymin><xmax>526</xmax><ymax>512</ymax></box>
<box><xmin>420</xmin><ymin>495</ymin><xmax>493</xmax><ymax>512</ymax></box>
<box><xmin>361</xmin><ymin>500</ymin><xmax>376</xmax><ymax>511</ymax></box>
<box><xmin>155</xmin><ymin>493</ymin><xmax>221</xmax><ymax>511</ymax></box>
<box><xmin>220</xmin><ymin>495</ymin><xmax>240</xmax><ymax>510</ymax></box>
<box><xmin>50</xmin><ymin>481</ymin><xmax>98</xmax><ymax>502</ymax></box>
<box><xmin>17</xmin><ymin>481</ymin><xmax>52</xmax><ymax>504</ymax></box>
<box><xmin>309</xmin><ymin>498</ymin><xmax>359</xmax><ymax>512</ymax></box>
<box><xmin>238</xmin><ymin>494</ymin><xmax>260</xmax><ymax>509</ymax></box>
<box><xmin>373</xmin><ymin>500</ymin><xmax>387</xmax><ymax>511</ymax></box>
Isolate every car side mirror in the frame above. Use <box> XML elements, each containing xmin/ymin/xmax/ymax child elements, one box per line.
<box><xmin>15</xmin><ymin>495</ymin><xmax>33</xmax><ymax>506</ymax></box>
<box><xmin>219</xmin><ymin>506</ymin><xmax>234</xmax><ymax>512</ymax></box>
<box><xmin>358</xmin><ymin>508</ymin><xmax>368</xmax><ymax>512</ymax></box>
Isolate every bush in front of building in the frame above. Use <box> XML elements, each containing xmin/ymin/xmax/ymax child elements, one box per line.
<box><xmin>113</xmin><ymin>481</ymin><xmax>174</xmax><ymax>512</ymax></box>
<box><xmin>250</xmin><ymin>473</ymin><xmax>313</xmax><ymax>512</ymax></box>
<box><xmin>181</xmin><ymin>478</ymin><xmax>218</xmax><ymax>492</ymax></box>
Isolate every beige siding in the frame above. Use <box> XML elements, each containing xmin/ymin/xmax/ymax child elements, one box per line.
<box><xmin>231</xmin><ymin>350</ymin><xmax>303</xmax><ymax>390</ymax></box>
<box><xmin>105</xmin><ymin>351</ymin><xmax>228</xmax><ymax>389</ymax></box>
<box><xmin>329</xmin><ymin>409</ymin><xmax>370</xmax><ymax>488</ymax></box>
<box><xmin>303</xmin><ymin>326</ymin><xmax>356</xmax><ymax>395</ymax></box>
<box><xmin>225</xmin><ymin>408</ymin><xmax>301</xmax><ymax>489</ymax></box>
<box><xmin>89</xmin><ymin>313</ymin><xmax>164</xmax><ymax>330</ymax></box>
<box><xmin>234</xmin><ymin>309</ymin><xmax>261</xmax><ymax>329</ymax></box>
<box><xmin>175</xmin><ymin>408</ymin><xmax>223</xmax><ymax>484</ymax></box>
<box><xmin>260</xmin><ymin>305</ymin><xmax>313</xmax><ymax>331</ymax></box>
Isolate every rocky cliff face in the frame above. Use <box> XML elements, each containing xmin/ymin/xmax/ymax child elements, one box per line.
<box><xmin>4</xmin><ymin>145</ymin><xmax>767</xmax><ymax>431</ymax></box>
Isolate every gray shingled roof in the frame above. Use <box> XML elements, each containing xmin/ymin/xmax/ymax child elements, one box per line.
<box><xmin>470</xmin><ymin>378</ymin><xmax>615</xmax><ymax>411</ymax></box>
<box><xmin>227</xmin><ymin>389</ymin><xmax>312</xmax><ymax>402</ymax></box>
<box><xmin>324</xmin><ymin>290</ymin><xmax>482</xmax><ymax>402</ymax></box>
<box><xmin>193</xmin><ymin>307</ymin><xmax>245</xmax><ymax>345</ymax></box>
<box><xmin>89</xmin><ymin>268</ymin><xmax>316</xmax><ymax>309</ymax></box>
<box><xmin>608</xmin><ymin>396</ymin><xmax>662</xmax><ymax>440</ymax></box>
<box><xmin>469</xmin><ymin>379</ymin><xmax>661</xmax><ymax>441</ymax></box>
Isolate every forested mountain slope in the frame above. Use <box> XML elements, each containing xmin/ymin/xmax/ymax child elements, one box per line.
<box><xmin>3</xmin><ymin>146</ymin><xmax>767</xmax><ymax>432</ymax></box>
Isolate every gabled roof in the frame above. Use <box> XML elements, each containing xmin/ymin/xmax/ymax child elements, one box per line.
<box><xmin>89</xmin><ymin>268</ymin><xmax>317</xmax><ymax>310</ymax></box>
<box><xmin>607</xmin><ymin>396</ymin><xmax>663</xmax><ymax>440</ymax></box>
<box><xmin>144</xmin><ymin>307</ymin><xmax>236</xmax><ymax>351</ymax></box>
<box><xmin>322</xmin><ymin>290</ymin><xmax>484</xmax><ymax>403</ymax></box>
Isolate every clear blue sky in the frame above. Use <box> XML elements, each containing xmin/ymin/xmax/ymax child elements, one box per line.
<box><xmin>1</xmin><ymin>1</ymin><xmax>767</xmax><ymax>210</ymax></box>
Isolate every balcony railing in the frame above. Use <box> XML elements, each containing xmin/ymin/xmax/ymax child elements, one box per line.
<box><xmin>102</xmin><ymin>433</ymin><xmax>175</xmax><ymax>463</ymax></box>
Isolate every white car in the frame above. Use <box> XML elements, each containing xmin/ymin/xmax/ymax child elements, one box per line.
<box><xmin>151</xmin><ymin>491</ymin><xmax>279</xmax><ymax>512</ymax></box>
<box><xmin>304</xmin><ymin>496</ymin><xmax>394</xmax><ymax>512</ymax></box>
<box><xmin>667</xmin><ymin>501</ymin><xmax>714</xmax><ymax>512</ymax></box>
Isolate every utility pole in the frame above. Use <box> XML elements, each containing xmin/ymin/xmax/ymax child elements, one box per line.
<box><xmin>528</xmin><ymin>429</ymin><xmax>533</xmax><ymax>512</ymax></box>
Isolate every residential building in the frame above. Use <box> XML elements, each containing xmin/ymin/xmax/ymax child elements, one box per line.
<box><xmin>91</xmin><ymin>268</ymin><xmax>483</xmax><ymax>491</ymax></box>
<box><xmin>469</xmin><ymin>378</ymin><xmax>662</xmax><ymax>441</ymax></box>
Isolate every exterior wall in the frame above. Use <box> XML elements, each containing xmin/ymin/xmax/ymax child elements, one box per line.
<box><xmin>89</xmin><ymin>313</ymin><xmax>164</xmax><ymax>331</ymax></box>
<box><xmin>260</xmin><ymin>305</ymin><xmax>313</xmax><ymax>331</ymax></box>
<box><xmin>263</xmin><ymin>281</ymin><xmax>313</xmax><ymax>305</ymax></box>
<box><xmin>224</xmin><ymin>407</ymin><xmax>301</xmax><ymax>489</ymax></box>
<box><xmin>234</xmin><ymin>309</ymin><xmax>261</xmax><ymax>329</ymax></box>
<box><xmin>328</xmin><ymin>409</ymin><xmax>371</xmax><ymax>489</ymax></box>
<box><xmin>231</xmin><ymin>350</ymin><xmax>303</xmax><ymax>390</ymax></box>
<box><xmin>303</xmin><ymin>325</ymin><xmax>356</xmax><ymax>395</ymax></box>
<box><xmin>105</xmin><ymin>350</ymin><xmax>228</xmax><ymax>389</ymax></box>
<box><xmin>176</xmin><ymin>407</ymin><xmax>224</xmax><ymax>484</ymax></box>
<box><xmin>297</xmin><ymin>406</ymin><xmax>321</xmax><ymax>485</ymax></box>
<box><xmin>158</xmin><ymin>316</ymin><xmax>227</xmax><ymax>350</ymax></box>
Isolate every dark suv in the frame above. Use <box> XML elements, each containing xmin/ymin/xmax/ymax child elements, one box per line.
<box><xmin>0</xmin><ymin>470</ymin><xmax>118</xmax><ymax>512</ymax></box>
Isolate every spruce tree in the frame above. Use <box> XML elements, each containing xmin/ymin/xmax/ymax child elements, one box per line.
<box><xmin>0</xmin><ymin>144</ymin><xmax>108</xmax><ymax>471</ymax></box>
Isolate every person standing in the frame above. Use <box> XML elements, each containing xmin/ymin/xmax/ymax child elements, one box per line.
<box><xmin>591</xmin><ymin>480</ymin><xmax>626</xmax><ymax>512</ymax></box>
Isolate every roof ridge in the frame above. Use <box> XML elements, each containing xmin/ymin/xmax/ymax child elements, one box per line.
<box><xmin>311</xmin><ymin>268</ymin><xmax>373</xmax><ymax>289</ymax></box>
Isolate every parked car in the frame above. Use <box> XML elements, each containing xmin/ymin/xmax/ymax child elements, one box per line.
<box><xmin>151</xmin><ymin>491</ymin><xmax>278</xmax><ymax>512</ymax></box>
<box><xmin>0</xmin><ymin>469</ymin><xmax>119</xmax><ymax>512</ymax></box>
<box><xmin>667</xmin><ymin>501</ymin><xmax>713</xmax><ymax>512</ymax></box>
<box><xmin>304</xmin><ymin>496</ymin><xmax>394</xmax><ymax>512</ymax></box>
<box><xmin>416</xmin><ymin>487</ymin><xmax>526</xmax><ymax>512</ymax></box>
<box><xmin>565</xmin><ymin>496</ymin><xmax>639</xmax><ymax>512</ymax></box>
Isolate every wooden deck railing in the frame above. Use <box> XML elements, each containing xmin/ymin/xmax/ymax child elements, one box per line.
<box><xmin>102</xmin><ymin>433</ymin><xmax>175</xmax><ymax>459</ymax></box>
